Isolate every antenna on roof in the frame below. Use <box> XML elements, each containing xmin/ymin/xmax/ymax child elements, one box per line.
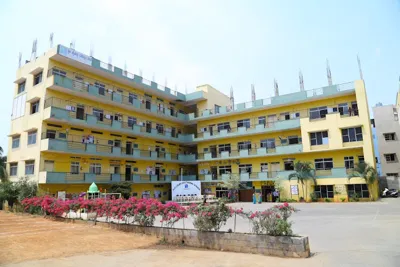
<box><xmin>230</xmin><ymin>86</ymin><xmax>234</xmax><ymax>110</ymax></box>
<box><xmin>18</xmin><ymin>52</ymin><xmax>22</xmax><ymax>68</ymax></box>
<box><xmin>152</xmin><ymin>73</ymin><xmax>155</xmax><ymax>82</ymax></box>
<box><xmin>274</xmin><ymin>79</ymin><xmax>279</xmax><ymax>96</ymax></box>
<box><xmin>326</xmin><ymin>59</ymin><xmax>332</xmax><ymax>86</ymax></box>
<box><xmin>299</xmin><ymin>70</ymin><xmax>305</xmax><ymax>91</ymax></box>
<box><xmin>357</xmin><ymin>54</ymin><xmax>364</xmax><ymax>80</ymax></box>
<box><xmin>49</xmin><ymin>32</ymin><xmax>54</xmax><ymax>48</ymax></box>
<box><xmin>251</xmin><ymin>84</ymin><xmax>256</xmax><ymax>102</ymax></box>
<box><xmin>165</xmin><ymin>78</ymin><xmax>168</xmax><ymax>87</ymax></box>
<box><xmin>90</xmin><ymin>43</ymin><xmax>94</xmax><ymax>57</ymax></box>
<box><xmin>31</xmin><ymin>39</ymin><xmax>37</xmax><ymax>61</ymax></box>
<box><xmin>185</xmin><ymin>83</ymin><xmax>188</xmax><ymax>94</ymax></box>
<box><xmin>70</xmin><ymin>40</ymin><xmax>75</xmax><ymax>49</ymax></box>
<box><xmin>139</xmin><ymin>69</ymin><xmax>143</xmax><ymax>77</ymax></box>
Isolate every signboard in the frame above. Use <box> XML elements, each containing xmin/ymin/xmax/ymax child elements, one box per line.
<box><xmin>290</xmin><ymin>185</ymin><xmax>299</xmax><ymax>195</ymax></box>
<box><xmin>59</xmin><ymin>45</ymin><xmax>92</xmax><ymax>66</ymax></box>
<box><xmin>171</xmin><ymin>181</ymin><xmax>201</xmax><ymax>199</ymax></box>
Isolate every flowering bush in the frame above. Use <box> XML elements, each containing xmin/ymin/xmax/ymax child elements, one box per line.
<box><xmin>161</xmin><ymin>201</ymin><xmax>187</xmax><ymax>228</ymax></box>
<box><xmin>188</xmin><ymin>200</ymin><xmax>232</xmax><ymax>231</ymax></box>
<box><xmin>243</xmin><ymin>202</ymin><xmax>297</xmax><ymax>236</ymax></box>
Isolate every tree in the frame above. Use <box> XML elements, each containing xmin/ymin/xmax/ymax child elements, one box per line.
<box><xmin>288</xmin><ymin>161</ymin><xmax>316</xmax><ymax>201</ymax></box>
<box><xmin>0</xmin><ymin>181</ymin><xmax>19</xmax><ymax>208</ymax></box>
<box><xmin>0</xmin><ymin>146</ymin><xmax>8</xmax><ymax>182</ymax></box>
<box><xmin>108</xmin><ymin>181</ymin><xmax>132</xmax><ymax>199</ymax></box>
<box><xmin>16</xmin><ymin>177</ymin><xmax>38</xmax><ymax>202</ymax></box>
<box><xmin>348</xmin><ymin>162</ymin><xmax>377</xmax><ymax>199</ymax></box>
<box><xmin>218</xmin><ymin>173</ymin><xmax>245</xmax><ymax>201</ymax></box>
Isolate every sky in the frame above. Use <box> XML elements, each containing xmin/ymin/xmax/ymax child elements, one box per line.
<box><xmin>0</xmin><ymin>0</ymin><xmax>399</xmax><ymax>154</ymax></box>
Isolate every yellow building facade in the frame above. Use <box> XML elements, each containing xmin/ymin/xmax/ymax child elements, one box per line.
<box><xmin>7</xmin><ymin>45</ymin><xmax>377</xmax><ymax>202</ymax></box>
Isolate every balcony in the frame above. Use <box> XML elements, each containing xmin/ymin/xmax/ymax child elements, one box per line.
<box><xmin>41</xmin><ymin>138</ymin><xmax>197</xmax><ymax>164</ymax></box>
<box><xmin>39</xmin><ymin>171</ymin><xmax>122</xmax><ymax>184</ymax></box>
<box><xmin>47</xmin><ymin>73</ymin><xmax>190</xmax><ymax>122</ymax></box>
<box><xmin>131</xmin><ymin>174</ymin><xmax>179</xmax><ymax>183</ymax></box>
<box><xmin>195</xmin><ymin>119</ymin><xmax>301</xmax><ymax>142</ymax></box>
<box><xmin>189</xmin><ymin>82</ymin><xmax>355</xmax><ymax>120</ymax></box>
<box><xmin>198</xmin><ymin>144</ymin><xmax>303</xmax><ymax>161</ymax></box>
<box><xmin>43</xmin><ymin>105</ymin><xmax>195</xmax><ymax>143</ymax></box>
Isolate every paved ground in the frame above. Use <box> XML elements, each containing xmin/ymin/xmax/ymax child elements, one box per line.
<box><xmin>2</xmin><ymin>199</ymin><xmax>400</xmax><ymax>267</ymax></box>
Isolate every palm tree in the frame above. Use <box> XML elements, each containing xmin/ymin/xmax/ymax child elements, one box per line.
<box><xmin>0</xmin><ymin>147</ymin><xmax>7</xmax><ymax>182</ymax></box>
<box><xmin>348</xmin><ymin>162</ymin><xmax>377</xmax><ymax>199</ymax></box>
<box><xmin>288</xmin><ymin>161</ymin><xmax>316</xmax><ymax>201</ymax></box>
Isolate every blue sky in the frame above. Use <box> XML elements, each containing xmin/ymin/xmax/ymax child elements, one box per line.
<box><xmin>0</xmin><ymin>0</ymin><xmax>399</xmax><ymax>154</ymax></box>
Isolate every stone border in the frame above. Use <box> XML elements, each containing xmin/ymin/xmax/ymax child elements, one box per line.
<box><xmin>56</xmin><ymin>218</ymin><xmax>310</xmax><ymax>258</ymax></box>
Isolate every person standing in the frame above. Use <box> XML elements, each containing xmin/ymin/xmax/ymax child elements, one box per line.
<box><xmin>258</xmin><ymin>192</ymin><xmax>262</xmax><ymax>204</ymax></box>
<box><xmin>252</xmin><ymin>192</ymin><xmax>256</xmax><ymax>204</ymax></box>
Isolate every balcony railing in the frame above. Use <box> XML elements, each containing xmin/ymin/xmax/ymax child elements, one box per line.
<box><xmin>191</xmin><ymin>82</ymin><xmax>355</xmax><ymax>119</ymax></box>
<box><xmin>48</xmin><ymin>70</ymin><xmax>190</xmax><ymax>121</ymax></box>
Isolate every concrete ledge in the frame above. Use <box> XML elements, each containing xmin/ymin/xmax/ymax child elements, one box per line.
<box><xmin>56</xmin><ymin>217</ymin><xmax>310</xmax><ymax>258</ymax></box>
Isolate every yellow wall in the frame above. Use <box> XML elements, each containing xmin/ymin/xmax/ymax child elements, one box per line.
<box><xmin>196</xmin><ymin>84</ymin><xmax>230</xmax><ymax>112</ymax></box>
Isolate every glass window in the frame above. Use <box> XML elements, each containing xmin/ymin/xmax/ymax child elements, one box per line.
<box><xmin>52</xmin><ymin>68</ymin><xmax>67</xmax><ymax>77</ymax></box>
<box><xmin>30</xmin><ymin>100</ymin><xmax>40</xmax><ymax>114</ymax></box>
<box><xmin>219</xmin><ymin>165</ymin><xmax>232</xmax><ymax>175</ymax></box>
<box><xmin>128</xmin><ymin>93</ymin><xmax>138</xmax><ymax>104</ymax></box>
<box><xmin>347</xmin><ymin>184</ymin><xmax>369</xmax><ymax>198</ymax></box>
<box><xmin>237</xmin><ymin>119</ymin><xmax>251</xmax><ymax>128</ymax></box>
<box><xmin>25</xmin><ymin>160</ymin><xmax>35</xmax><ymax>175</ymax></box>
<box><xmin>385</xmin><ymin>153</ymin><xmax>397</xmax><ymax>163</ymax></box>
<box><xmin>239</xmin><ymin>164</ymin><xmax>252</xmax><ymax>174</ymax></box>
<box><xmin>258</xmin><ymin>116</ymin><xmax>266</xmax><ymax>125</ymax></box>
<box><xmin>261</xmin><ymin>163</ymin><xmax>268</xmax><ymax>172</ymax></box>
<box><xmin>386</xmin><ymin>173</ymin><xmax>399</xmax><ymax>177</ymax></box>
<box><xmin>314</xmin><ymin>158</ymin><xmax>333</xmax><ymax>170</ymax></box>
<box><xmin>284</xmin><ymin>159</ymin><xmax>294</xmax><ymax>171</ymax></box>
<box><xmin>10</xmin><ymin>163</ymin><xmax>18</xmax><ymax>176</ymax></box>
<box><xmin>27</xmin><ymin>131</ymin><xmax>37</xmax><ymax>145</ymax></box>
<box><xmin>217</xmin><ymin>122</ymin><xmax>230</xmax><ymax>132</ymax></box>
<box><xmin>310</xmin><ymin>131</ymin><xmax>328</xmax><ymax>146</ymax></box>
<box><xmin>344</xmin><ymin>156</ymin><xmax>354</xmax><ymax>169</ymax></box>
<box><xmin>12</xmin><ymin>135</ymin><xmax>20</xmax><ymax>149</ymax></box>
<box><xmin>46</xmin><ymin>130</ymin><xmax>56</xmax><ymax>139</ymax></box>
<box><xmin>261</xmin><ymin>139</ymin><xmax>275</xmax><ymax>149</ymax></box>
<box><xmin>384</xmin><ymin>133</ymin><xmax>396</xmax><ymax>141</ymax></box>
<box><xmin>94</xmin><ymin>82</ymin><xmax>105</xmax><ymax>95</ymax></box>
<box><xmin>89</xmin><ymin>163</ymin><xmax>101</xmax><ymax>174</ymax></box>
<box><xmin>281</xmin><ymin>112</ymin><xmax>290</xmax><ymax>120</ymax></box>
<box><xmin>342</xmin><ymin>127</ymin><xmax>363</xmax><ymax>142</ymax></box>
<box><xmin>218</xmin><ymin>144</ymin><xmax>231</xmax><ymax>153</ymax></box>
<box><xmin>18</xmin><ymin>82</ymin><xmax>25</xmax><ymax>94</ymax></box>
<box><xmin>216</xmin><ymin>187</ymin><xmax>228</xmax><ymax>198</ymax></box>
<box><xmin>358</xmin><ymin>156</ymin><xmax>365</xmax><ymax>163</ymax></box>
<box><xmin>309</xmin><ymin>106</ymin><xmax>328</xmax><ymax>120</ymax></box>
<box><xmin>93</xmin><ymin>108</ymin><xmax>104</xmax><ymax>122</ymax></box>
<box><xmin>288</xmin><ymin>136</ymin><xmax>299</xmax><ymax>145</ymax></box>
<box><xmin>70</xmin><ymin>162</ymin><xmax>80</xmax><ymax>174</ymax></box>
<box><xmin>214</xmin><ymin>105</ymin><xmax>221</xmax><ymax>114</ymax></box>
<box><xmin>156</xmin><ymin>124</ymin><xmax>164</xmax><ymax>134</ymax></box>
<box><xmin>128</xmin><ymin>116</ymin><xmax>137</xmax><ymax>127</ymax></box>
<box><xmin>314</xmin><ymin>185</ymin><xmax>334</xmax><ymax>198</ymax></box>
<box><xmin>238</xmin><ymin>141</ymin><xmax>251</xmax><ymax>150</ymax></box>
<box><xmin>33</xmin><ymin>72</ymin><xmax>43</xmax><ymax>85</ymax></box>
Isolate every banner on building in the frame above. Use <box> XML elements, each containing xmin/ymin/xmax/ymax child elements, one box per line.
<box><xmin>59</xmin><ymin>45</ymin><xmax>92</xmax><ymax>66</ymax></box>
<box><xmin>171</xmin><ymin>181</ymin><xmax>201</xmax><ymax>199</ymax></box>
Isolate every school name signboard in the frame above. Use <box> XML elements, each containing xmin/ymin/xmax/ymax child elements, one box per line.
<box><xmin>171</xmin><ymin>181</ymin><xmax>201</xmax><ymax>198</ymax></box>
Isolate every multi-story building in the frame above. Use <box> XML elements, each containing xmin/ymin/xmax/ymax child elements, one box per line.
<box><xmin>373</xmin><ymin>94</ymin><xmax>400</xmax><ymax>182</ymax></box>
<box><xmin>7</xmin><ymin>44</ymin><xmax>377</xmax><ymax>201</ymax></box>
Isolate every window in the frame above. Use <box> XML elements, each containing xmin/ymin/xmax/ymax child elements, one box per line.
<box><xmin>12</xmin><ymin>135</ymin><xmax>20</xmax><ymax>149</ymax></box>
<box><xmin>310</xmin><ymin>131</ymin><xmax>328</xmax><ymax>146</ymax></box>
<box><xmin>386</xmin><ymin>173</ymin><xmax>399</xmax><ymax>177</ymax></box>
<box><xmin>338</xmin><ymin>103</ymin><xmax>348</xmax><ymax>115</ymax></box>
<box><xmin>288</xmin><ymin>136</ymin><xmax>299</xmax><ymax>145</ymax></box>
<box><xmin>18</xmin><ymin>82</ymin><xmax>25</xmax><ymax>94</ymax></box>
<box><xmin>93</xmin><ymin>108</ymin><xmax>104</xmax><ymax>122</ymax></box>
<box><xmin>128</xmin><ymin>116</ymin><xmax>137</xmax><ymax>127</ymax></box>
<box><xmin>25</xmin><ymin>160</ymin><xmax>35</xmax><ymax>175</ymax></box>
<box><xmin>342</xmin><ymin>127</ymin><xmax>363</xmax><ymax>143</ymax></box>
<box><xmin>10</xmin><ymin>163</ymin><xmax>18</xmax><ymax>176</ymax></box>
<box><xmin>347</xmin><ymin>184</ymin><xmax>369</xmax><ymax>198</ymax></box>
<box><xmin>218</xmin><ymin>144</ymin><xmax>231</xmax><ymax>153</ymax></box>
<box><xmin>309</xmin><ymin>106</ymin><xmax>328</xmax><ymax>119</ymax></box>
<box><xmin>344</xmin><ymin>156</ymin><xmax>354</xmax><ymax>169</ymax></box>
<box><xmin>314</xmin><ymin>158</ymin><xmax>333</xmax><ymax>170</ymax></box>
<box><xmin>52</xmin><ymin>68</ymin><xmax>67</xmax><ymax>77</ymax></box>
<box><xmin>70</xmin><ymin>162</ymin><xmax>80</xmax><ymax>174</ymax></box>
<box><xmin>358</xmin><ymin>156</ymin><xmax>365</xmax><ymax>164</ymax></box>
<box><xmin>30</xmin><ymin>100</ymin><xmax>39</xmax><ymax>114</ymax></box>
<box><xmin>314</xmin><ymin>185</ymin><xmax>334</xmax><ymax>198</ymax></box>
<box><xmin>384</xmin><ymin>133</ymin><xmax>396</xmax><ymax>141</ymax></box>
<box><xmin>237</xmin><ymin>119</ymin><xmax>251</xmax><ymax>128</ymax></box>
<box><xmin>219</xmin><ymin>165</ymin><xmax>232</xmax><ymax>175</ymax></box>
<box><xmin>33</xmin><ymin>72</ymin><xmax>42</xmax><ymax>85</ymax></box>
<box><xmin>27</xmin><ymin>131</ymin><xmax>37</xmax><ymax>145</ymax></box>
<box><xmin>385</xmin><ymin>153</ymin><xmax>397</xmax><ymax>163</ymax></box>
<box><xmin>281</xmin><ymin>112</ymin><xmax>290</xmax><ymax>120</ymax></box>
<box><xmin>114</xmin><ymin>140</ymin><xmax>121</xmax><ymax>147</ymax></box>
<box><xmin>258</xmin><ymin>116</ymin><xmax>266</xmax><ymax>125</ymax></box>
<box><xmin>217</xmin><ymin>122</ymin><xmax>230</xmax><ymax>132</ymax></box>
<box><xmin>89</xmin><ymin>163</ymin><xmax>102</xmax><ymax>174</ymax></box>
<box><xmin>46</xmin><ymin>130</ymin><xmax>56</xmax><ymax>139</ymax></box>
<box><xmin>261</xmin><ymin>139</ymin><xmax>275</xmax><ymax>149</ymax></box>
<box><xmin>216</xmin><ymin>187</ymin><xmax>228</xmax><ymax>198</ymax></box>
<box><xmin>261</xmin><ymin>163</ymin><xmax>268</xmax><ymax>172</ymax></box>
<box><xmin>95</xmin><ymin>82</ymin><xmax>105</xmax><ymax>95</ymax></box>
<box><xmin>239</xmin><ymin>164</ymin><xmax>252</xmax><ymax>174</ymax></box>
<box><xmin>128</xmin><ymin>93</ymin><xmax>138</xmax><ymax>104</ymax></box>
<box><xmin>156</xmin><ymin>124</ymin><xmax>164</xmax><ymax>134</ymax></box>
<box><xmin>214</xmin><ymin>104</ymin><xmax>221</xmax><ymax>114</ymax></box>
<box><xmin>284</xmin><ymin>159</ymin><xmax>294</xmax><ymax>171</ymax></box>
<box><xmin>238</xmin><ymin>141</ymin><xmax>251</xmax><ymax>150</ymax></box>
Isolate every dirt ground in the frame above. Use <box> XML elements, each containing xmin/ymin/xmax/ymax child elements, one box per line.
<box><xmin>0</xmin><ymin>211</ymin><xmax>158</xmax><ymax>265</ymax></box>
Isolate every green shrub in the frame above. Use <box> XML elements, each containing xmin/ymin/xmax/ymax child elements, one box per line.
<box><xmin>310</xmin><ymin>193</ymin><xmax>318</xmax><ymax>202</ymax></box>
<box><xmin>340</xmin><ymin>197</ymin><xmax>346</xmax><ymax>202</ymax></box>
<box><xmin>187</xmin><ymin>200</ymin><xmax>232</xmax><ymax>231</ymax></box>
<box><xmin>324</xmin><ymin>198</ymin><xmax>332</xmax><ymax>202</ymax></box>
<box><xmin>279</xmin><ymin>198</ymin><xmax>297</xmax><ymax>203</ymax></box>
<box><xmin>350</xmin><ymin>193</ymin><xmax>360</xmax><ymax>202</ymax></box>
